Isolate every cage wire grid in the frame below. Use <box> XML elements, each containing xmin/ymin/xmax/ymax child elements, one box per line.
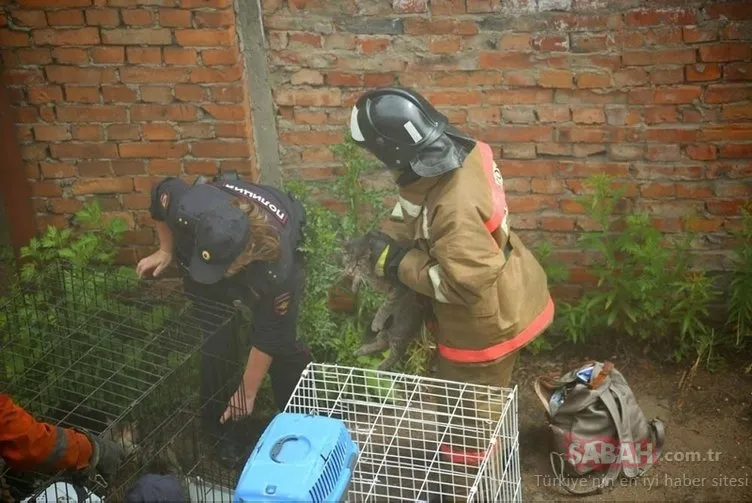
<box><xmin>284</xmin><ymin>363</ymin><xmax>522</xmax><ymax>503</ymax></box>
<box><xmin>0</xmin><ymin>261</ymin><xmax>255</xmax><ymax>503</ymax></box>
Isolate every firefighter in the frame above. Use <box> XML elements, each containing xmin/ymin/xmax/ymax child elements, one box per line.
<box><xmin>0</xmin><ymin>394</ymin><xmax>125</xmax><ymax>502</ymax></box>
<box><xmin>135</xmin><ymin>171</ymin><xmax>311</xmax><ymax>459</ymax></box>
<box><xmin>349</xmin><ymin>87</ymin><xmax>555</xmax><ymax>462</ymax></box>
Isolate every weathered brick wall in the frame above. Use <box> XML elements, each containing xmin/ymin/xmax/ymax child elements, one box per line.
<box><xmin>266</xmin><ymin>0</ymin><xmax>751</xmax><ymax>285</ymax></box>
<box><xmin>0</xmin><ymin>0</ymin><xmax>255</xmax><ymax>264</ymax></box>
<box><xmin>0</xmin><ymin>0</ymin><xmax>750</xmax><ymax>287</ymax></box>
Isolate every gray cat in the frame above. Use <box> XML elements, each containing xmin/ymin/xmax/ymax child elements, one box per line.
<box><xmin>340</xmin><ymin>234</ymin><xmax>428</xmax><ymax>371</ymax></box>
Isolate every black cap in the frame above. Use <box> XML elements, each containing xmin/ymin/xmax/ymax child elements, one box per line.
<box><xmin>176</xmin><ymin>184</ymin><xmax>251</xmax><ymax>285</ymax></box>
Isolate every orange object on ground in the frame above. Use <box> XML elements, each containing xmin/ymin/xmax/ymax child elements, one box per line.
<box><xmin>0</xmin><ymin>394</ymin><xmax>93</xmax><ymax>473</ymax></box>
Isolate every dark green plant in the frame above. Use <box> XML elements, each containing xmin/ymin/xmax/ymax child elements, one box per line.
<box><xmin>556</xmin><ymin>174</ymin><xmax>718</xmax><ymax>363</ymax></box>
<box><xmin>728</xmin><ymin>208</ymin><xmax>752</xmax><ymax>348</ymax></box>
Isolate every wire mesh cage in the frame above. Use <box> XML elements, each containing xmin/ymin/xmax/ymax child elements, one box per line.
<box><xmin>284</xmin><ymin>363</ymin><xmax>522</xmax><ymax>503</ymax></box>
<box><xmin>0</xmin><ymin>261</ymin><xmax>261</xmax><ymax>502</ymax></box>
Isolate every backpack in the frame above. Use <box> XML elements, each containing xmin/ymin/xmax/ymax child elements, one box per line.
<box><xmin>533</xmin><ymin>360</ymin><xmax>666</xmax><ymax>495</ymax></box>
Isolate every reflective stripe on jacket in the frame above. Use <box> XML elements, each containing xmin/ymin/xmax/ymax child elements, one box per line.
<box><xmin>383</xmin><ymin>141</ymin><xmax>554</xmax><ymax>363</ymax></box>
<box><xmin>0</xmin><ymin>394</ymin><xmax>93</xmax><ymax>473</ymax></box>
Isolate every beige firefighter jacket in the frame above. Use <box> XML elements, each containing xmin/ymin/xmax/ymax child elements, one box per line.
<box><xmin>381</xmin><ymin>141</ymin><xmax>554</xmax><ymax>364</ymax></box>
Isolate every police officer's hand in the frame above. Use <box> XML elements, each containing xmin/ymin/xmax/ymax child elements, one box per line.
<box><xmin>366</xmin><ymin>230</ymin><xmax>409</xmax><ymax>282</ymax></box>
<box><xmin>136</xmin><ymin>249</ymin><xmax>173</xmax><ymax>279</ymax></box>
<box><xmin>85</xmin><ymin>435</ymin><xmax>127</xmax><ymax>482</ymax></box>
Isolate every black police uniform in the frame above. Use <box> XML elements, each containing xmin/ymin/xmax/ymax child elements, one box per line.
<box><xmin>149</xmin><ymin>176</ymin><xmax>312</xmax><ymax>432</ymax></box>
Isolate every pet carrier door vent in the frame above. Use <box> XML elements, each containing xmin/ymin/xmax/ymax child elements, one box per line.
<box><xmin>234</xmin><ymin>413</ymin><xmax>358</xmax><ymax>502</ymax></box>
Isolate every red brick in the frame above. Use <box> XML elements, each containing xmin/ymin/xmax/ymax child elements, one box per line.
<box><xmin>725</xmin><ymin>63</ymin><xmax>752</xmax><ymax>81</ymax></box>
<box><xmin>201</xmin><ymin>48</ymin><xmax>236</xmax><ymax>65</ymax></box>
<box><xmin>429</xmin><ymin>36</ymin><xmax>462</xmax><ymax>54</ymax></box>
<box><xmin>176</xmin><ymin>28</ymin><xmax>234</xmax><ymax>47</ymax></box>
<box><xmin>64</xmin><ymin>86</ymin><xmax>99</xmax><ymax>103</ymax></box>
<box><xmin>625</xmin><ymin>8</ymin><xmax>696</xmax><ymax>26</ymax></box>
<box><xmin>31</xmin><ymin>182</ymin><xmax>63</xmax><ymax>198</ymax></box>
<box><xmin>325</xmin><ymin>71</ymin><xmax>361</xmax><ymax>87</ymax></box>
<box><xmin>122</xmin><ymin>9</ymin><xmax>154</xmax><ymax>26</ymax></box>
<box><xmin>279</xmin><ymin>130</ymin><xmax>342</xmax><ymax>145</ymax></box>
<box><xmin>686</xmin><ymin>63</ymin><xmax>721</xmax><ymax>82</ymax></box>
<box><xmin>51</xmin><ymin>142</ymin><xmax>119</xmax><ymax>159</ymax></box>
<box><xmin>119</xmin><ymin>142</ymin><xmax>188</xmax><ymax>159</ymax></box>
<box><xmin>423</xmin><ymin>90</ymin><xmax>482</xmax><ymax>106</ymax></box>
<box><xmin>700</xmin><ymin>43</ymin><xmax>752</xmax><ymax>62</ymax></box>
<box><xmin>682</xmin><ymin>25</ymin><xmax>718</xmax><ymax>44</ymax></box>
<box><xmin>531</xmin><ymin>178</ymin><xmax>564</xmax><ymax>194</ymax></box>
<box><xmin>559</xmin><ymin>127</ymin><xmax>610</xmax><ymax>143</ymax></box>
<box><xmin>478</xmin><ymin>52</ymin><xmax>533</xmax><ymax>69</ymax></box>
<box><xmin>686</xmin><ymin>145</ymin><xmax>717</xmax><ymax>160</ymax></box>
<box><xmin>572</xmin><ymin>108</ymin><xmax>605</xmax><ymax>124</ymax></box>
<box><xmin>194</xmin><ymin>10</ymin><xmax>234</xmax><ymax>28</ymax></box>
<box><xmin>28</xmin><ymin>86</ymin><xmax>63</xmax><ymax>104</ymax></box>
<box><xmin>650</xmin><ymin>68</ymin><xmax>685</xmax><ymax>85</ymax></box>
<box><xmin>180</xmin><ymin>0</ymin><xmax>233</xmax><ymax>6</ymax></box>
<box><xmin>191</xmin><ymin>140</ymin><xmax>252</xmax><ymax>157</ymax></box>
<box><xmin>677</xmin><ymin>184</ymin><xmax>715</xmax><ymax>199</ymax></box>
<box><xmin>175</xmin><ymin>84</ymin><xmax>206</xmax><ymax>102</ymax></box>
<box><xmin>126</xmin><ymin>47</ymin><xmax>161</xmax><ymax>64</ymax></box>
<box><xmin>57</xmin><ymin>105</ymin><xmax>127</xmax><ymax>122</ymax></box>
<box><xmin>720</xmin><ymin>144</ymin><xmax>752</xmax><ymax>158</ymax></box>
<box><xmin>102</xmin><ymin>86</ymin><xmax>137</xmax><ymax>103</ymax></box>
<box><xmin>215</xmin><ymin>122</ymin><xmax>248</xmax><ymax>138</ymax></box>
<box><xmin>132</xmin><ymin>104</ymin><xmax>197</xmax><ymax>121</ymax></box>
<box><xmin>613</xmin><ymin>68</ymin><xmax>649</xmax><ymax>87</ymax></box>
<box><xmin>12</xmin><ymin>10</ymin><xmax>48</xmax><ymax>27</ymax></box>
<box><xmin>19</xmin><ymin>0</ymin><xmax>91</xmax><ymax>6</ymax></box>
<box><xmin>15</xmin><ymin>48</ymin><xmax>52</xmax><ymax>65</ymax></box>
<box><xmin>210</xmin><ymin>86</ymin><xmax>244</xmax><ymax>102</ymax></box>
<box><xmin>404</xmin><ymin>18</ymin><xmax>478</xmax><ymax>36</ymax></box>
<box><xmin>484</xmin><ymin>89</ymin><xmax>553</xmax><ymax>105</ymax></box>
<box><xmin>158</xmin><ymin>9</ymin><xmax>191</xmax><ymax>27</ymax></box>
<box><xmin>139</xmin><ymin>86</ymin><xmax>171</xmax><ymax>103</ymax></box>
<box><xmin>72</xmin><ymin>125</ymin><xmax>102</xmax><ymax>141</ymax></box>
<box><xmin>85</xmin><ymin>8</ymin><xmax>120</xmax><ymax>27</ymax></box>
<box><xmin>622</xmin><ymin>49</ymin><xmax>695</xmax><ymax>66</ymax></box>
<box><xmin>646</xmin><ymin>144</ymin><xmax>681</xmax><ymax>161</ymax></box>
<box><xmin>534</xmin><ymin>34</ymin><xmax>569</xmax><ymax>52</ymax></box>
<box><xmin>140</xmin><ymin>123</ymin><xmax>177</xmax><ymax>140</ymax></box>
<box><xmin>486</xmin><ymin>126</ymin><xmax>552</xmax><ymax>142</ymax></box>
<box><xmin>46</xmin><ymin>66</ymin><xmax>117</xmax><ymax>84</ymax></box>
<box><xmin>274</xmin><ymin>88</ymin><xmax>341</xmax><ymax>107</ymax></box>
<box><xmin>0</xmin><ymin>29</ymin><xmax>30</xmax><ymax>47</ymax></box>
<box><xmin>72</xmin><ymin>177</ymin><xmax>133</xmax><ymax>196</ymax></box>
<box><xmin>705</xmin><ymin>2</ymin><xmax>752</xmax><ymax>21</ymax></box>
<box><xmin>540</xmin><ymin>217</ymin><xmax>576</xmax><ymax>231</ymax></box>
<box><xmin>190</xmin><ymin>65</ymin><xmax>243</xmax><ymax>83</ymax></box>
<box><xmin>112</xmin><ymin>160</ymin><xmax>146</xmax><ymax>176</ymax></box>
<box><xmin>51</xmin><ymin>47</ymin><xmax>88</xmax><ymax>64</ymax></box>
<box><xmin>148</xmin><ymin>160</ymin><xmax>182</xmax><ymax>176</ymax></box>
<box><xmin>644</xmin><ymin>106</ymin><xmax>678</xmax><ymax>124</ymax></box>
<box><xmin>92</xmin><ymin>46</ymin><xmax>125</xmax><ymax>64</ymax></box>
<box><xmin>77</xmin><ymin>161</ymin><xmax>110</xmax><ymax>177</ymax></box>
<box><xmin>184</xmin><ymin>161</ymin><xmax>218</xmax><ymax>175</ymax></box>
<box><xmin>121</xmin><ymin>67</ymin><xmax>189</xmax><ymax>83</ymax></box>
<box><xmin>722</xmin><ymin>103</ymin><xmax>752</xmax><ymax>120</ymax></box>
<box><xmin>705</xmin><ymin>84</ymin><xmax>752</xmax><ymax>103</ymax></box>
<box><xmin>539</xmin><ymin>69</ymin><xmax>574</xmax><ymax>89</ymax></box>
<box><xmin>570</xmin><ymin>32</ymin><xmax>608</xmax><ymax>52</ymax></box>
<box><xmin>47</xmin><ymin>9</ymin><xmax>85</xmax><ymax>26</ymax></box>
<box><xmin>201</xmin><ymin>104</ymin><xmax>246</xmax><ymax>120</ymax></box>
<box><xmin>34</xmin><ymin>125</ymin><xmax>70</xmax><ymax>142</ymax></box>
<box><xmin>576</xmin><ymin>72</ymin><xmax>611</xmax><ymax>89</ymax></box>
<box><xmin>102</xmin><ymin>28</ymin><xmax>171</xmax><ymax>45</ymax></box>
<box><xmin>34</xmin><ymin>27</ymin><xmax>99</xmax><ymax>45</ymax></box>
<box><xmin>499</xmin><ymin>33</ymin><xmax>532</xmax><ymax>51</ymax></box>
<box><xmin>107</xmin><ymin>124</ymin><xmax>140</xmax><ymax>140</ymax></box>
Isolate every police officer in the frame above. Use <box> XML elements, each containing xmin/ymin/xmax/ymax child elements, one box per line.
<box><xmin>136</xmin><ymin>171</ymin><xmax>311</xmax><ymax>459</ymax></box>
<box><xmin>0</xmin><ymin>393</ymin><xmax>125</xmax><ymax>502</ymax></box>
<box><xmin>349</xmin><ymin>87</ymin><xmax>555</xmax><ymax>465</ymax></box>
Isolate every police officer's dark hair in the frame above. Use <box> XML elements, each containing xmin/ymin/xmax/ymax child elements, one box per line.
<box><xmin>224</xmin><ymin>198</ymin><xmax>281</xmax><ymax>277</ymax></box>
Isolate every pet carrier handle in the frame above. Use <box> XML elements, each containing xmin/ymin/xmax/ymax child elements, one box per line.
<box><xmin>270</xmin><ymin>435</ymin><xmax>300</xmax><ymax>462</ymax></box>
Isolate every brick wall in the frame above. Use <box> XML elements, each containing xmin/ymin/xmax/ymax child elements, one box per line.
<box><xmin>0</xmin><ymin>0</ymin><xmax>255</xmax><ymax>264</ymax></box>
<box><xmin>266</xmin><ymin>0</ymin><xmax>751</xmax><ymax>284</ymax></box>
<box><xmin>0</xmin><ymin>0</ymin><xmax>750</xmax><ymax>285</ymax></box>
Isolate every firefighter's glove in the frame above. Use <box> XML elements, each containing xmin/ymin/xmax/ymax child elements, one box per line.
<box><xmin>86</xmin><ymin>434</ymin><xmax>127</xmax><ymax>482</ymax></box>
<box><xmin>366</xmin><ymin>231</ymin><xmax>409</xmax><ymax>282</ymax></box>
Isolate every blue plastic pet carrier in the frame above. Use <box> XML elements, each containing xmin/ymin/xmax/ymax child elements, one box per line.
<box><xmin>233</xmin><ymin>412</ymin><xmax>359</xmax><ymax>503</ymax></box>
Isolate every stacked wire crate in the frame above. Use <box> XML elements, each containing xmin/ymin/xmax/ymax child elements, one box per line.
<box><xmin>0</xmin><ymin>261</ymin><xmax>250</xmax><ymax>502</ymax></box>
